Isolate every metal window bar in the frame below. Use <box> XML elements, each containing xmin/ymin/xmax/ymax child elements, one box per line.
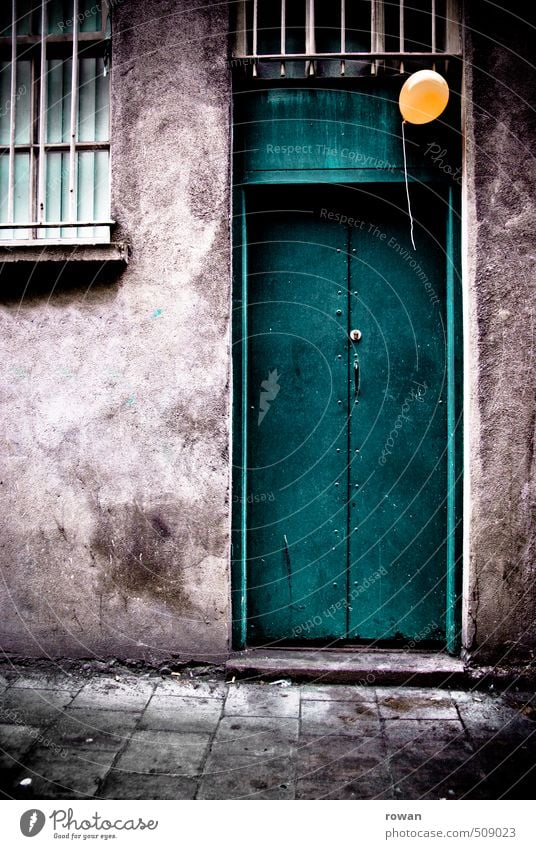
<box><xmin>252</xmin><ymin>0</ymin><xmax>258</xmax><ymax>75</ymax></box>
<box><xmin>373</xmin><ymin>0</ymin><xmax>385</xmax><ymax>74</ymax></box>
<box><xmin>280</xmin><ymin>0</ymin><xmax>285</xmax><ymax>76</ymax></box>
<box><xmin>399</xmin><ymin>0</ymin><xmax>405</xmax><ymax>72</ymax></box>
<box><xmin>0</xmin><ymin>0</ymin><xmax>112</xmax><ymax>243</ymax></box>
<box><xmin>252</xmin><ymin>0</ymin><xmax>258</xmax><ymax>55</ymax></box>
<box><xmin>7</xmin><ymin>0</ymin><xmax>17</xmax><ymax>228</ymax></box>
<box><xmin>68</xmin><ymin>0</ymin><xmax>79</xmax><ymax>225</ymax></box>
<box><xmin>370</xmin><ymin>0</ymin><xmax>376</xmax><ymax>75</ymax></box>
<box><xmin>431</xmin><ymin>0</ymin><xmax>437</xmax><ymax>71</ymax></box>
<box><xmin>305</xmin><ymin>0</ymin><xmax>315</xmax><ymax>76</ymax></box>
<box><xmin>233</xmin><ymin>1</ymin><xmax>461</xmax><ymax>73</ymax></box>
<box><xmin>36</xmin><ymin>0</ymin><xmax>47</xmax><ymax>231</ymax></box>
<box><xmin>340</xmin><ymin>0</ymin><xmax>345</xmax><ymax>76</ymax></box>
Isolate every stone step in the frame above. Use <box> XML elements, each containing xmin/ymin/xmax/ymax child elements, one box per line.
<box><xmin>226</xmin><ymin>649</ymin><xmax>467</xmax><ymax>687</ymax></box>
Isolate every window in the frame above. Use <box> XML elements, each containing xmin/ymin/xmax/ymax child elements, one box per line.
<box><xmin>232</xmin><ymin>0</ymin><xmax>461</xmax><ymax>77</ymax></box>
<box><xmin>0</xmin><ymin>0</ymin><xmax>111</xmax><ymax>244</ymax></box>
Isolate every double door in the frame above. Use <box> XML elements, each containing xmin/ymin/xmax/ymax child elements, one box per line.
<box><xmin>241</xmin><ymin>185</ymin><xmax>452</xmax><ymax>644</ymax></box>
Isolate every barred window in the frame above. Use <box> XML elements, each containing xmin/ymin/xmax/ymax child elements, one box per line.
<box><xmin>232</xmin><ymin>0</ymin><xmax>461</xmax><ymax>77</ymax></box>
<box><xmin>0</xmin><ymin>1</ymin><xmax>111</xmax><ymax>244</ymax></box>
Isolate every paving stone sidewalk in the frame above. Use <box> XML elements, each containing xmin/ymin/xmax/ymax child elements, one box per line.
<box><xmin>0</xmin><ymin>666</ymin><xmax>534</xmax><ymax>800</ymax></box>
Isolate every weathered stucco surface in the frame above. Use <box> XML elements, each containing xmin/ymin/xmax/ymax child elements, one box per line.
<box><xmin>0</xmin><ymin>0</ymin><xmax>232</xmax><ymax>662</ymax></box>
<box><xmin>0</xmin><ymin>1</ymin><xmax>534</xmax><ymax>667</ymax></box>
<box><xmin>463</xmin><ymin>1</ymin><xmax>536</xmax><ymax>663</ymax></box>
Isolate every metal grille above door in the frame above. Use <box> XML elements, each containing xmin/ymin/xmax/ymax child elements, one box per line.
<box><xmin>231</xmin><ymin>0</ymin><xmax>462</xmax><ymax>77</ymax></box>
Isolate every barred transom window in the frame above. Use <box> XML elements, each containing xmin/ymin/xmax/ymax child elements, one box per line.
<box><xmin>0</xmin><ymin>1</ymin><xmax>111</xmax><ymax>243</ymax></box>
<box><xmin>232</xmin><ymin>0</ymin><xmax>461</xmax><ymax>77</ymax></box>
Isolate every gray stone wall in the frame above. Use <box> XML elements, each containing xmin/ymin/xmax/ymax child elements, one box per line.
<box><xmin>0</xmin><ymin>0</ymin><xmax>232</xmax><ymax>663</ymax></box>
<box><xmin>463</xmin><ymin>1</ymin><xmax>536</xmax><ymax>663</ymax></box>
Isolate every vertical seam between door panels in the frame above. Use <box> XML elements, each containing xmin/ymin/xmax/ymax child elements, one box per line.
<box><xmin>346</xmin><ymin>218</ymin><xmax>352</xmax><ymax>637</ymax></box>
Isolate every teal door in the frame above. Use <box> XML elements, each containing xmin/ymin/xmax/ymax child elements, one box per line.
<box><xmin>238</xmin><ymin>184</ymin><xmax>456</xmax><ymax>646</ymax></box>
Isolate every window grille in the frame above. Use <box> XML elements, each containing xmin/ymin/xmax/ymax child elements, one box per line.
<box><xmin>0</xmin><ymin>0</ymin><xmax>112</xmax><ymax>244</ymax></box>
<box><xmin>232</xmin><ymin>0</ymin><xmax>461</xmax><ymax>77</ymax></box>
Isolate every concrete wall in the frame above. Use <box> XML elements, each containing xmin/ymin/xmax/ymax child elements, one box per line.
<box><xmin>463</xmin><ymin>1</ymin><xmax>536</xmax><ymax>664</ymax></box>
<box><xmin>0</xmin><ymin>0</ymin><xmax>232</xmax><ymax>663</ymax></box>
<box><xmin>0</xmin><ymin>0</ymin><xmax>534</xmax><ymax>667</ymax></box>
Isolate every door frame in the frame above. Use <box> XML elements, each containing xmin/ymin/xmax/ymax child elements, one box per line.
<box><xmin>231</xmin><ymin>178</ymin><xmax>463</xmax><ymax>654</ymax></box>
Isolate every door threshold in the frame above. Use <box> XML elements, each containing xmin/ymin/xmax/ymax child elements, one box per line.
<box><xmin>226</xmin><ymin>648</ymin><xmax>466</xmax><ymax>687</ymax></box>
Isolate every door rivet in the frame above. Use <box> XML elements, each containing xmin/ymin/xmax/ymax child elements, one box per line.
<box><xmin>334</xmin><ymin>529</ymin><xmax>339</xmax><ymax>534</ymax></box>
<box><xmin>336</xmin><ymin>309</ymin><xmax>342</xmax><ymax>316</ymax></box>
<box><xmin>333</xmin><ymin>582</ymin><xmax>338</xmax><ymax>587</ymax></box>
<box><xmin>334</xmin><ymin>482</ymin><xmax>339</xmax><ymax>486</ymax></box>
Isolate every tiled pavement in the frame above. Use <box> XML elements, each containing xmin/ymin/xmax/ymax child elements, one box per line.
<box><xmin>0</xmin><ymin>667</ymin><xmax>534</xmax><ymax>800</ymax></box>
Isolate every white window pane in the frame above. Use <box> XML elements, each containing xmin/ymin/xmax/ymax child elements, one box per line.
<box><xmin>0</xmin><ymin>62</ymin><xmax>10</xmax><ymax>145</ymax></box>
<box><xmin>42</xmin><ymin>150</ymin><xmax>69</xmax><ymax>238</ymax></box>
<box><xmin>0</xmin><ymin>153</ymin><xmax>10</xmax><ymax>234</ymax></box>
<box><xmin>0</xmin><ymin>151</ymin><xmax>30</xmax><ymax>240</ymax></box>
<box><xmin>14</xmin><ymin>151</ymin><xmax>30</xmax><ymax>236</ymax></box>
<box><xmin>15</xmin><ymin>60</ymin><xmax>32</xmax><ymax>144</ymax></box>
<box><xmin>78</xmin><ymin>57</ymin><xmax>96</xmax><ymax>141</ymax></box>
<box><xmin>0</xmin><ymin>60</ymin><xmax>32</xmax><ymax>145</ymax></box>
<box><xmin>93</xmin><ymin>148</ymin><xmax>110</xmax><ymax>240</ymax></box>
<box><xmin>79</xmin><ymin>58</ymin><xmax>109</xmax><ymax>142</ymax></box>
<box><xmin>77</xmin><ymin>148</ymin><xmax>95</xmax><ymax>227</ymax></box>
<box><xmin>77</xmin><ymin>149</ymin><xmax>110</xmax><ymax>240</ymax></box>
<box><xmin>46</xmin><ymin>58</ymin><xmax>72</xmax><ymax>143</ymax></box>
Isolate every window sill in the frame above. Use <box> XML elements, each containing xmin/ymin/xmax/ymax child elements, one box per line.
<box><xmin>0</xmin><ymin>241</ymin><xmax>129</xmax><ymax>265</ymax></box>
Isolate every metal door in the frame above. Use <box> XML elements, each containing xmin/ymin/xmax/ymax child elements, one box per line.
<box><xmin>237</xmin><ymin>184</ymin><xmax>454</xmax><ymax>645</ymax></box>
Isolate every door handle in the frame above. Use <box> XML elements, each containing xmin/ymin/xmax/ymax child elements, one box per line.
<box><xmin>354</xmin><ymin>358</ymin><xmax>360</xmax><ymax>399</ymax></box>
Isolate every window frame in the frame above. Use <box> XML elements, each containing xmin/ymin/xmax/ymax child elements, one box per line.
<box><xmin>0</xmin><ymin>0</ymin><xmax>113</xmax><ymax>245</ymax></box>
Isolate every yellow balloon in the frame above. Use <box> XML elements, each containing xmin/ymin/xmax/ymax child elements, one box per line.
<box><xmin>399</xmin><ymin>70</ymin><xmax>449</xmax><ymax>124</ymax></box>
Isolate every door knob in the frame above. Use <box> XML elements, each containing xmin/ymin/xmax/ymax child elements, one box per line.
<box><xmin>350</xmin><ymin>329</ymin><xmax>362</xmax><ymax>342</ymax></box>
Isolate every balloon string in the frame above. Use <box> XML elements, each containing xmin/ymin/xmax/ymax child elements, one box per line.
<box><xmin>402</xmin><ymin>119</ymin><xmax>416</xmax><ymax>251</ymax></box>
